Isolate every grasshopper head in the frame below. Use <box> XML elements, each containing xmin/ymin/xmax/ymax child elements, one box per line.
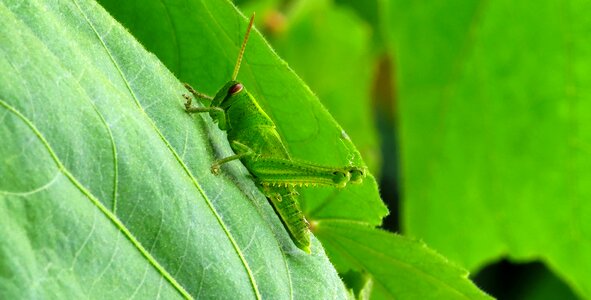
<box><xmin>212</xmin><ymin>80</ymin><xmax>246</xmax><ymax>108</ymax></box>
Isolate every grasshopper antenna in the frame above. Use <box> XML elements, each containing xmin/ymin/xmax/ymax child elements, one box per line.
<box><xmin>232</xmin><ymin>13</ymin><xmax>255</xmax><ymax>81</ymax></box>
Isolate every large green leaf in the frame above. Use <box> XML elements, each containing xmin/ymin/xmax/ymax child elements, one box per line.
<box><xmin>0</xmin><ymin>0</ymin><xmax>348</xmax><ymax>298</ymax></box>
<box><xmin>385</xmin><ymin>0</ymin><xmax>591</xmax><ymax>297</ymax></box>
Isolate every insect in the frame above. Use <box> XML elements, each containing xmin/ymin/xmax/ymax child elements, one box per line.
<box><xmin>183</xmin><ymin>13</ymin><xmax>365</xmax><ymax>253</ymax></box>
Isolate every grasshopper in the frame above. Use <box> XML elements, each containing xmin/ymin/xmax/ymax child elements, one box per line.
<box><xmin>183</xmin><ymin>14</ymin><xmax>365</xmax><ymax>253</ymax></box>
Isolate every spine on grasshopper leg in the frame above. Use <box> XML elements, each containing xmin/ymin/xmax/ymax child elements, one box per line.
<box><xmin>265</xmin><ymin>187</ymin><xmax>311</xmax><ymax>253</ymax></box>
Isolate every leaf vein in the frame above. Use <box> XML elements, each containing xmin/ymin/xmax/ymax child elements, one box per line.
<box><xmin>0</xmin><ymin>97</ymin><xmax>193</xmax><ymax>300</ymax></box>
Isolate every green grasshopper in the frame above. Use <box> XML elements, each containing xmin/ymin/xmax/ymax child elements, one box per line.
<box><xmin>183</xmin><ymin>14</ymin><xmax>365</xmax><ymax>253</ymax></box>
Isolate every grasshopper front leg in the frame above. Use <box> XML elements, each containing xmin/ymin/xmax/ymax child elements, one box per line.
<box><xmin>184</xmin><ymin>83</ymin><xmax>213</xmax><ymax>101</ymax></box>
<box><xmin>209</xmin><ymin>141</ymin><xmax>254</xmax><ymax>174</ymax></box>
<box><xmin>183</xmin><ymin>85</ymin><xmax>229</xmax><ymax>131</ymax></box>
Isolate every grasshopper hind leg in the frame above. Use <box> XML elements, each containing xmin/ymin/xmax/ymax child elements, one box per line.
<box><xmin>250</xmin><ymin>157</ymin><xmax>367</xmax><ymax>188</ymax></box>
<box><xmin>263</xmin><ymin>186</ymin><xmax>311</xmax><ymax>253</ymax></box>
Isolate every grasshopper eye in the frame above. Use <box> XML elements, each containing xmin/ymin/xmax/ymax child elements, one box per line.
<box><xmin>228</xmin><ymin>83</ymin><xmax>244</xmax><ymax>95</ymax></box>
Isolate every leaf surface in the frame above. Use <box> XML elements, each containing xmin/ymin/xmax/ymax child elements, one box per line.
<box><xmin>0</xmin><ymin>0</ymin><xmax>347</xmax><ymax>298</ymax></box>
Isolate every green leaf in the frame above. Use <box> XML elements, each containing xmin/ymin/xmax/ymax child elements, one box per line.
<box><xmin>0</xmin><ymin>0</ymin><xmax>348</xmax><ymax>298</ymax></box>
<box><xmin>97</xmin><ymin>0</ymin><xmax>388</xmax><ymax>227</ymax></box>
<box><xmin>315</xmin><ymin>222</ymin><xmax>492</xmax><ymax>300</ymax></box>
<box><xmin>385</xmin><ymin>0</ymin><xmax>591</xmax><ymax>298</ymax></box>
<box><xmin>333</xmin><ymin>0</ymin><xmax>384</xmax><ymax>49</ymax></box>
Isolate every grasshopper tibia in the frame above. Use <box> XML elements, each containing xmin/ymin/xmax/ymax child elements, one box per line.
<box><xmin>184</xmin><ymin>83</ymin><xmax>213</xmax><ymax>100</ymax></box>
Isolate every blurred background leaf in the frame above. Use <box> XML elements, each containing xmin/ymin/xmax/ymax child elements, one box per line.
<box><xmin>384</xmin><ymin>0</ymin><xmax>591</xmax><ymax>298</ymax></box>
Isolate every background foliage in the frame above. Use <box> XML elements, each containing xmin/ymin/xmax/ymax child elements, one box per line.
<box><xmin>385</xmin><ymin>1</ymin><xmax>589</xmax><ymax>299</ymax></box>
